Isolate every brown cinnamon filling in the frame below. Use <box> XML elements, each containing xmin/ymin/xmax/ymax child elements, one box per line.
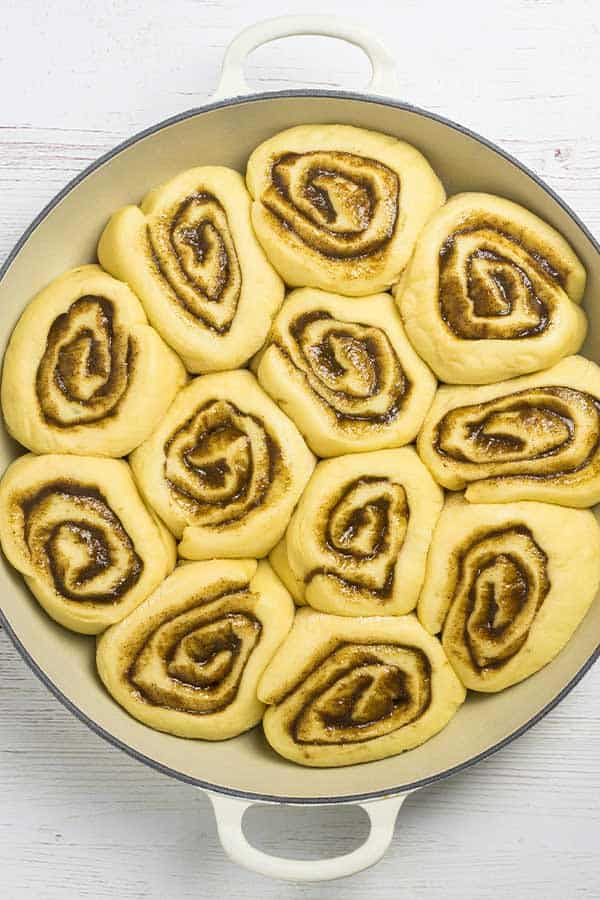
<box><xmin>263</xmin><ymin>150</ymin><xmax>399</xmax><ymax>260</ymax></box>
<box><xmin>283</xmin><ymin>642</ymin><xmax>431</xmax><ymax>744</ymax></box>
<box><xmin>37</xmin><ymin>295</ymin><xmax>133</xmax><ymax>427</ymax></box>
<box><xmin>438</xmin><ymin>217</ymin><xmax>568</xmax><ymax>340</ymax></box>
<box><xmin>21</xmin><ymin>480</ymin><xmax>142</xmax><ymax>603</ymax></box>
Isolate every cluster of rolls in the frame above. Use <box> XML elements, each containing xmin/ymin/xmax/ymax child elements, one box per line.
<box><xmin>2</xmin><ymin>122</ymin><xmax>599</xmax><ymax>768</ymax></box>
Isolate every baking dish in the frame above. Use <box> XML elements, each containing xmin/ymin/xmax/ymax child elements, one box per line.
<box><xmin>1</xmin><ymin>15</ymin><xmax>599</xmax><ymax>882</ymax></box>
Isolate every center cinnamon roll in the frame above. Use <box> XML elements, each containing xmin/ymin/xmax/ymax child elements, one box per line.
<box><xmin>258</xmin><ymin>609</ymin><xmax>466</xmax><ymax>766</ymax></box>
<box><xmin>246</xmin><ymin>124</ymin><xmax>445</xmax><ymax>296</ymax></box>
<box><xmin>130</xmin><ymin>370</ymin><xmax>315</xmax><ymax>560</ymax></box>
<box><xmin>286</xmin><ymin>448</ymin><xmax>443</xmax><ymax>617</ymax></box>
<box><xmin>97</xmin><ymin>559</ymin><xmax>295</xmax><ymax>739</ymax></box>
<box><xmin>417</xmin><ymin>495</ymin><xmax>600</xmax><ymax>692</ymax></box>
<box><xmin>396</xmin><ymin>193</ymin><xmax>587</xmax><ymax>384</ymax></box>
<box><xmin>256</xmin><ymin>288</ymin><xmax>436</xmax><ymax>457</ymax></box>
<box><xmin>163</xmin><ymin>399</ymin><xmax>277</xmax><ymax>528</ymax></box>
<box><xmin>417</xmin><ymin>355</ymin><xmax>600</xmax><ymax>507</ymax></box>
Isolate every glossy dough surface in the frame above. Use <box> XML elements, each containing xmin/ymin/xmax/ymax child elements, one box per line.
<box><xmin>246</xmin><ymin>124</ymin><xmax>445</xmax><ymax>296</ymax></box>
<box><xmin>255</xmin><ymin>287</ymin><xmax>436</xmax><ymax>457</ymax></box>
<box><xmin>418</xmin><ymin>495</ymin><xmax>600</xmax><ymax>691</ymax></box>
<box><xmin>258</xmin><ymin>608</ymin><xmax>466</xmax><ymax>766</ymax></box>
<box><xmin>418</xmin><ymin>355</ymin><xmax>600</xmax><ymax>506</ymax></box>
<box><xmin>97</xmin><ymin>559</ymin><xmax>294</xmax><ymax>739</ymax></box>
<box><xmin>286</xmin><ymin>448</ymin><xmax>443</xmax><ymax>616</ymax></box>
<box><xmin>130</xmin><ymin>370</ymin><xmax>315</xmax><ymax>559</ymax></box>
<box><xmin>98</xmin><ymin>166</ymin><xmax>284</xmax><ymax>372</ymax></box>
<box><xmin>396</xmin><ymin>193</ymin><xmax>587</xmax><ymax>384</ymax></box>
<box><xmin>0</xmin><ymin>453</ymin><xmax>175</xmax><ymax>634</ymax></box>
<box><xmin>1</xmin><ymin>265</ymin><xmax>186</xmax><ymax>456</ymax></box>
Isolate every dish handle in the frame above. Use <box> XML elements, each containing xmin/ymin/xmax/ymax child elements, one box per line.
<box><xmin>206</xmin><ymin>790</ymin><xmax>411</xmax><ymax>882</ymax></box>
<box><xmin>212</xmin><ymin>15</ymin><xmax>399</xmax><ymax>100</ymax></box>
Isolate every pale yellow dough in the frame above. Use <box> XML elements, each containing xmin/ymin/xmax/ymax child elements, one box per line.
<box><xmin>98</xmin><ymin>166</ymin><xmax>284</xmax><ymax>373</ymax></box>
<box><xmin>255</xmin><ymin>288</ymin><xmax>436</xmax><ymax>457</ymax></box>
<box><xmin>286</xmin><ymin>448</ymin><xmax>443</xmax><ymax>617</ymax></box>
<box><xmin>258</xmin><ymin>608</ymin><xmax>466</xmax><ymax>767</ymax></box>
<box><xmin>246</xmin><ymin>124</ymin><xmax>445</xmax><ymax>296</ymax></box>
<box><xmin>269</xmin><ymin>537</ymin><xmax>306</xmax><ymax>606</ymax></box>
<box><xmin>418</xmin><ymin>495</ymin><xmax>600</xmax><ymax>692</ymax></box>
<box><xmin>0</xmin><ymin>454</ymin><xmax>175</xmax><ymax>634</ymax></box>
<box><xmin>97</xmin><ymin>559</ymin><xmax>294</xmax><ymax>740</ymax></box>
<box><xmin>130</xmin><ymin>370</ymin><xmax>315</xmax><ymax>559</ymax></box>
<box><xmin>1</xmin><ymin>265</ymin><xmax>186</xmax><ymax>456</ymax></box>
<box><xmin>418</xmin><ymin>355</ymin><xmax>600</xmax><ymax>506</ymax></box>
<box><xmin>396</xmin><ymin>192</ymin><xmax>587</xmax><ymax>384</ymax></box>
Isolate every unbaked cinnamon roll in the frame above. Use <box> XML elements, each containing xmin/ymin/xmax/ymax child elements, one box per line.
<box><xmin>418</xmin><ymin>495</ymin><xmax>600</xmax><ymax>691</ymax></box>
<box><xmin>396</xmin><ymin>193</ymin><xmax>587</xmax><ymax>384</ymax></box>
<box><xmin>258</xmin><ymin>608</ymin><xmax>465</xmax><ymax>766</ymax></box>
<box><xmin>97</xmin><ymin>166</ymin><xmax>284</xmax><ymax>373</ymax></box>
<box><xmin>97</xmin><ymin>559</ymin><xmax>294</xmax><ymax>739</ymax></box>
<box><xmin>255</xmin><ymin>288</ymin><xmax>436</xmax><ymax>457</ymax></box>
<box><xmin>418</xmin><ymin>355</ymin><xmax>600</xmax><ymax>506</ymax></box>
<box><xmin>286</xmin><ymin>448</ymin><xmax>443</xmax><ymax>617</ymax></box>
<box><xmin>130</xmin><ymin>370</ymin><xmax>315</xmax><ymax>559</ymax></box>
<box><xmin>0</xmin><ymin>454</ymin><xmax>175</xmax><ymax>634</ymax></box>
<box><xmin>246</xmin><ymin>124</ymin><xmax>445</xmax><ymax>296</ymax></box>
<box><xmin>1</xmin><ymin>265</ymin><xmax>186</xmax><ymax>456</ymax></box>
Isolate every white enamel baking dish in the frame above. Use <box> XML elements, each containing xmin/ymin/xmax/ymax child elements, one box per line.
<box><xmin>0</xmin><ymin>15</ymin><xmax>598</xmax><ymax>883</ymax></box>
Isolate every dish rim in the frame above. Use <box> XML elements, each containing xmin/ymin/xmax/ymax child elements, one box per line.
<box><xmin>1</xmin><ymin>87</ymin><xmax>599</xmax><ymax>805</ymax></box>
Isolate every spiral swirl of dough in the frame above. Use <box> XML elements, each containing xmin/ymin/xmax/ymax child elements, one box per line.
<box><xmin>286</xmin><ymin>448</ymin><xmax>443</xmax><ymax>617</ymax></box>
<box><xmin>246</xmin><ymin>125</ymin><xmax>445</xmax><ymax>296</ymax></box>
<box><xmin>130</xmin><ymin>370</ymin><xmax>315</xmax><ymax>560</ymax></box>
<box><xmin>97</xmin><ymin>559</ymin><xmax>294</xmax><ymax>739</ymax></box>
<box><xmin>0</xmin><ymin>265</ymin><xmax>186</xmax><ymax>456</ymax></box>
<box><xmin>163</xmin><ymin>398</ymin><xmax>275</xmax><ymax>529</ymax></box>
<box><xmin>98</xmin><ymin>166</ymin><xmax>284</xmax><ymax>372</ymax></box>
<box><xmin>256</xmin><ymin>288</ymin><xmax>436</xmax><ymax>457</ymax></box>
<box><xmin>418</xmin><ymin>356</ymin><xmax>600</xmax><ymax>507</ymax></box>
<box><xmin>0</xmin><ymin>454</ymin><xmax>175</xmax><ymax>633</ymax></box>
<box><xmin>396</xmin><ymin>193</ymin><xmax>587</xmax><ymax>384</ymax></box>
<box><xmin>418</xmin><ymin>496</ymin><xmax>600</xmax><ymax>692</ymax></box>
<box><xmin>263</xmin><ymin>150</ymin><xmax>399</xmax><ymax>259</ymax></box>
<box><xmin>258</xmin><ymin>609</ymin><xmax>465</xmax><ymax>766</ymax></box>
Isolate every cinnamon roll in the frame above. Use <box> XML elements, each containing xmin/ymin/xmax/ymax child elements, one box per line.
<box><xmin>286</xmin><ymin>448</ymin><xmax>443</xmax><ymax>617</ymax></box>
<box><xmin>396</xmin><ymin>193</ymin><xmax>587</xmax><ymax>384</ymax></box>
<box><xmin>97</xmin><ymin>166</ymin><xmax>284</xmax><ymax>373</ymax></box>
<box><xmin>269</xmin><ymin>536</ymin><xmax>306</xmax><ymax>606</ymax></box>
<box><xmin>418</xmin><ymin>355</ymin><xmax>600</xmax><ymax>506</ymax></box>
<box><xmin>130</xmin><ymin>370</ymin><xmax>315</xmax><ymax>559</ymax></box>
<box><xmin>418</xmin><ymin>495</ymin><xmax>600</xmax><ymax>692</ymax></box>
<box><xmin>97</xmin><ymin>559</ymin><xmax>294</xmax><ymax>739</ymax></box>
<box><xmin>258</xmin><ymin>608</ymin><xmax>465</xmax><ymax>766</ymax></box>
<box><xmin>246</xmin><ymin>124</ymin><xmax>445</xmax><ymax>296</ymax></box>
<box><xmin>0</xmin><ymin>454</ymin><xmax>175</xmax><ymax>634</ymax></box>
<box><xmin>255</xmin><ymin>288</ymin><xmax>436</xmax><ymax>457</ymax></box>
<box><xmin>1</xmin><ymin>265</ymin><xmax>186</xmax><ymax>456</ymax></box>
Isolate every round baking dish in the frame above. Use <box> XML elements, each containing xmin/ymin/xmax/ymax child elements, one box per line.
<box><xmin>1</xmin><ymin>16</ymin><xmax>598</xmax><ymax>881</ymax></box>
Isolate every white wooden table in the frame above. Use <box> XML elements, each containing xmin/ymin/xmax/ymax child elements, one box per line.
<box><xmin>1</xmin><ymin>1</ymin><xmax>599</xmax><ymax>895</ymax></box>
